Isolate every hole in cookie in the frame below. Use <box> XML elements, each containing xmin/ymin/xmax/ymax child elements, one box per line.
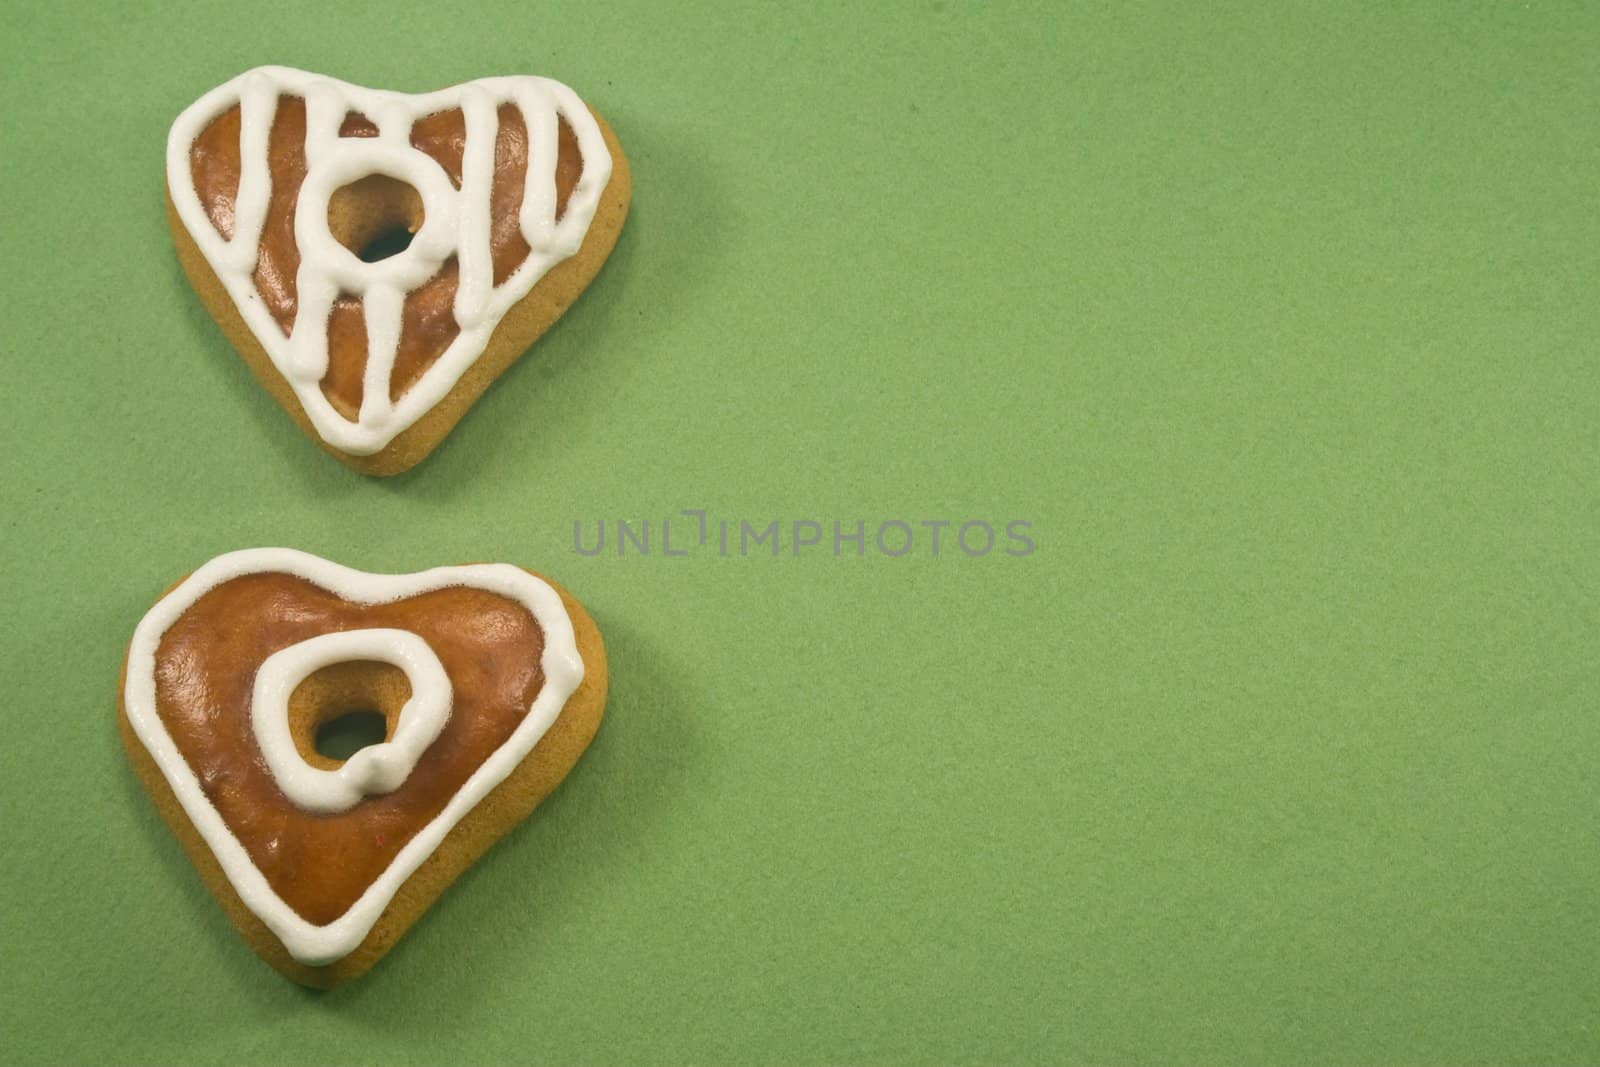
<box><xmin>314</xmin><ymin>710</ymin><xmax>389</xmax><ymax>761</ymax></box>
<box><xmin>327</xmin><ymin>174</ymin><xmax>425</xmax><ymax>264</ymax></box>
<box><xmin>358</xmin><ymin>225</ymin><xmax>415</xmax><ymax>262</ymax></box>
<box><xmin>288</xmin><ymin>660</ymin><xmax>411</xmax><ymax>770</ymax></box>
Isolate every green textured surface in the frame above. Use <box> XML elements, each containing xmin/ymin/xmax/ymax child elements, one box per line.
<box><xmin>3</xmin><ymin>3</ymin><xmax>1599</xmax><ymax>1063</ymax></box>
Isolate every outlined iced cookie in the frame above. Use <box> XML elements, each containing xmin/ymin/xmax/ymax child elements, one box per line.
<box><xmin>118</xmin><ymin>548</ymin><xmax>608</xmax><ymax>986</ymax></box>
<box><xmin>166</xmin><ymin>67</ymin><xmax>631</xmax><ymax>474</ymax></box>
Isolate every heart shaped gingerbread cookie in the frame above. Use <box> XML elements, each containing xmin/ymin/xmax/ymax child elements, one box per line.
<box><xmin>118</xmin><ymin>549</ymin><xmax>608</xmax><ymax>986</ymax></box>
<box><xmin>166</xmin><ymin>67</ymin><xmax>631</xmax><ymax>474</ymax></box>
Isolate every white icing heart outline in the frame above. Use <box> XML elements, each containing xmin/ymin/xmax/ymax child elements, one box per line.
<box><xmin>166</xmin><ymin>66</ymin><xmax>614</xmax><ymax>455</ymax></box>
<box><xmin>123</xmin><ymin>548</ymin><xmax>585</xmax><ymax>966</ymax></box>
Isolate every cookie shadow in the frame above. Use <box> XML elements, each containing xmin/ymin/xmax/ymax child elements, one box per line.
<box><xmin>115</xmin><ymin>733</ymin><xmax>292</xmax><ymax>997</ymax></box>
<box><xmin>313</xmin><ymin>611</ymin><xmax>703</xmax><ymax>1028</ymax></box>
<box><xmin>19</xmin><ymin>586</ymin><xmax>288</xmax><ymax>1015</ymax></box>
<box><xmin>106</xmin><ymin>609</ymin><xmax>314</xmax><ymax>1016</ymax></box>
<box><xmin>165</xmin><ymin>253</ymin><xmax>370</xmax><ymax>499</ymax></box>
<box><xmin>171</xmin><ymin>104</ymin><xmax>719</xmax><ymax>496</ymax></box>
<box><xmin>379</xmin><ymin>106</ymin><xmax>726</xmax><ymax>500</ymax></box>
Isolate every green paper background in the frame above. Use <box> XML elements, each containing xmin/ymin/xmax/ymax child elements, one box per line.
<box><xmin>3</xmin><ymin>2</ymin><xmax>1598</xmax><ymax>1063</ymax></box>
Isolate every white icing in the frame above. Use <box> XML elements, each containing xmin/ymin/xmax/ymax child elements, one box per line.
<box><xmin>166</xmin><ymin>67</ymin><xmax>614</xmax><ymax>455</ymax></box>
<box><xmin>251</xmin><ymin>628</ymin><xmax>452</xmax><ymax>814</ymax></box>
<box><xmin>123</xmin><ymin>548</ymin><xmax>585</xmax><ymax>966</ymax></box>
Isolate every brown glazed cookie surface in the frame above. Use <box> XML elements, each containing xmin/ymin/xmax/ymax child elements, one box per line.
<box><xmin>119</xmin><ymin>550</ymin><xmax>607</xmax><ymax>986</ymax></box>
<box><xmin>166</xmin><ymin>67</ymin><xmax>631</xmax><ymax>475</ymax></box>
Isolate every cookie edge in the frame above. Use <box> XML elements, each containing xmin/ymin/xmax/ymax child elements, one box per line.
<box><xmin>116</xmin><ymin>568</ymin><xmax>608</xmax><ymax>987</ymax></box>
<box><xmin>165</xmin><ymin>105</ymin><xmax>632</xmax><ymax>476</ymax></box>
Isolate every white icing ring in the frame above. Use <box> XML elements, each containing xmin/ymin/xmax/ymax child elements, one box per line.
<box><xmin>122</xmin><ymin>548</ymin><xmax>585</xmax><ymax>966</ymax></box>
<box><xmin>166</xmin><ymin>67</ymin><xmax>615</xmax><ymax>455</ymax></box>
<box><xmin>251</xmin><ymin>629</ymin><xmax>452</xmax><ymax>814</ymax></box>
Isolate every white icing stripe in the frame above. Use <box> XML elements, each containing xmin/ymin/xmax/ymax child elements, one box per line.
<box><xmin>123</xmin><ymin>548</ymin><xmax>585</xmax><ymax>966</ymax></box>
<box><xmin>454</xmin><ymin>85</ymin><xmax>498</xmax><ymax>328</ymax></box>
<box><xmin>516</xmin><ymin>81</ymin><xmax>560</xmax><ymax>252</ymax></box>
<box><xmin>225</xmin><ymin>74</ymin><xmax>276</xmax><ymax>273</ymax></box>
<box><xmin>166</xmin><ymin>67</ymin><xmax>614</xmax><ymax>456</ymax></box>
<box><xmin>251</xmin><ymin>629</ymin><xmax>452</xmax><ymax>815</ymax></box>
<box><xmin>359</xmin><ymin>283</ymin><xmax>404</xmax><ymax>429</ymax></box>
